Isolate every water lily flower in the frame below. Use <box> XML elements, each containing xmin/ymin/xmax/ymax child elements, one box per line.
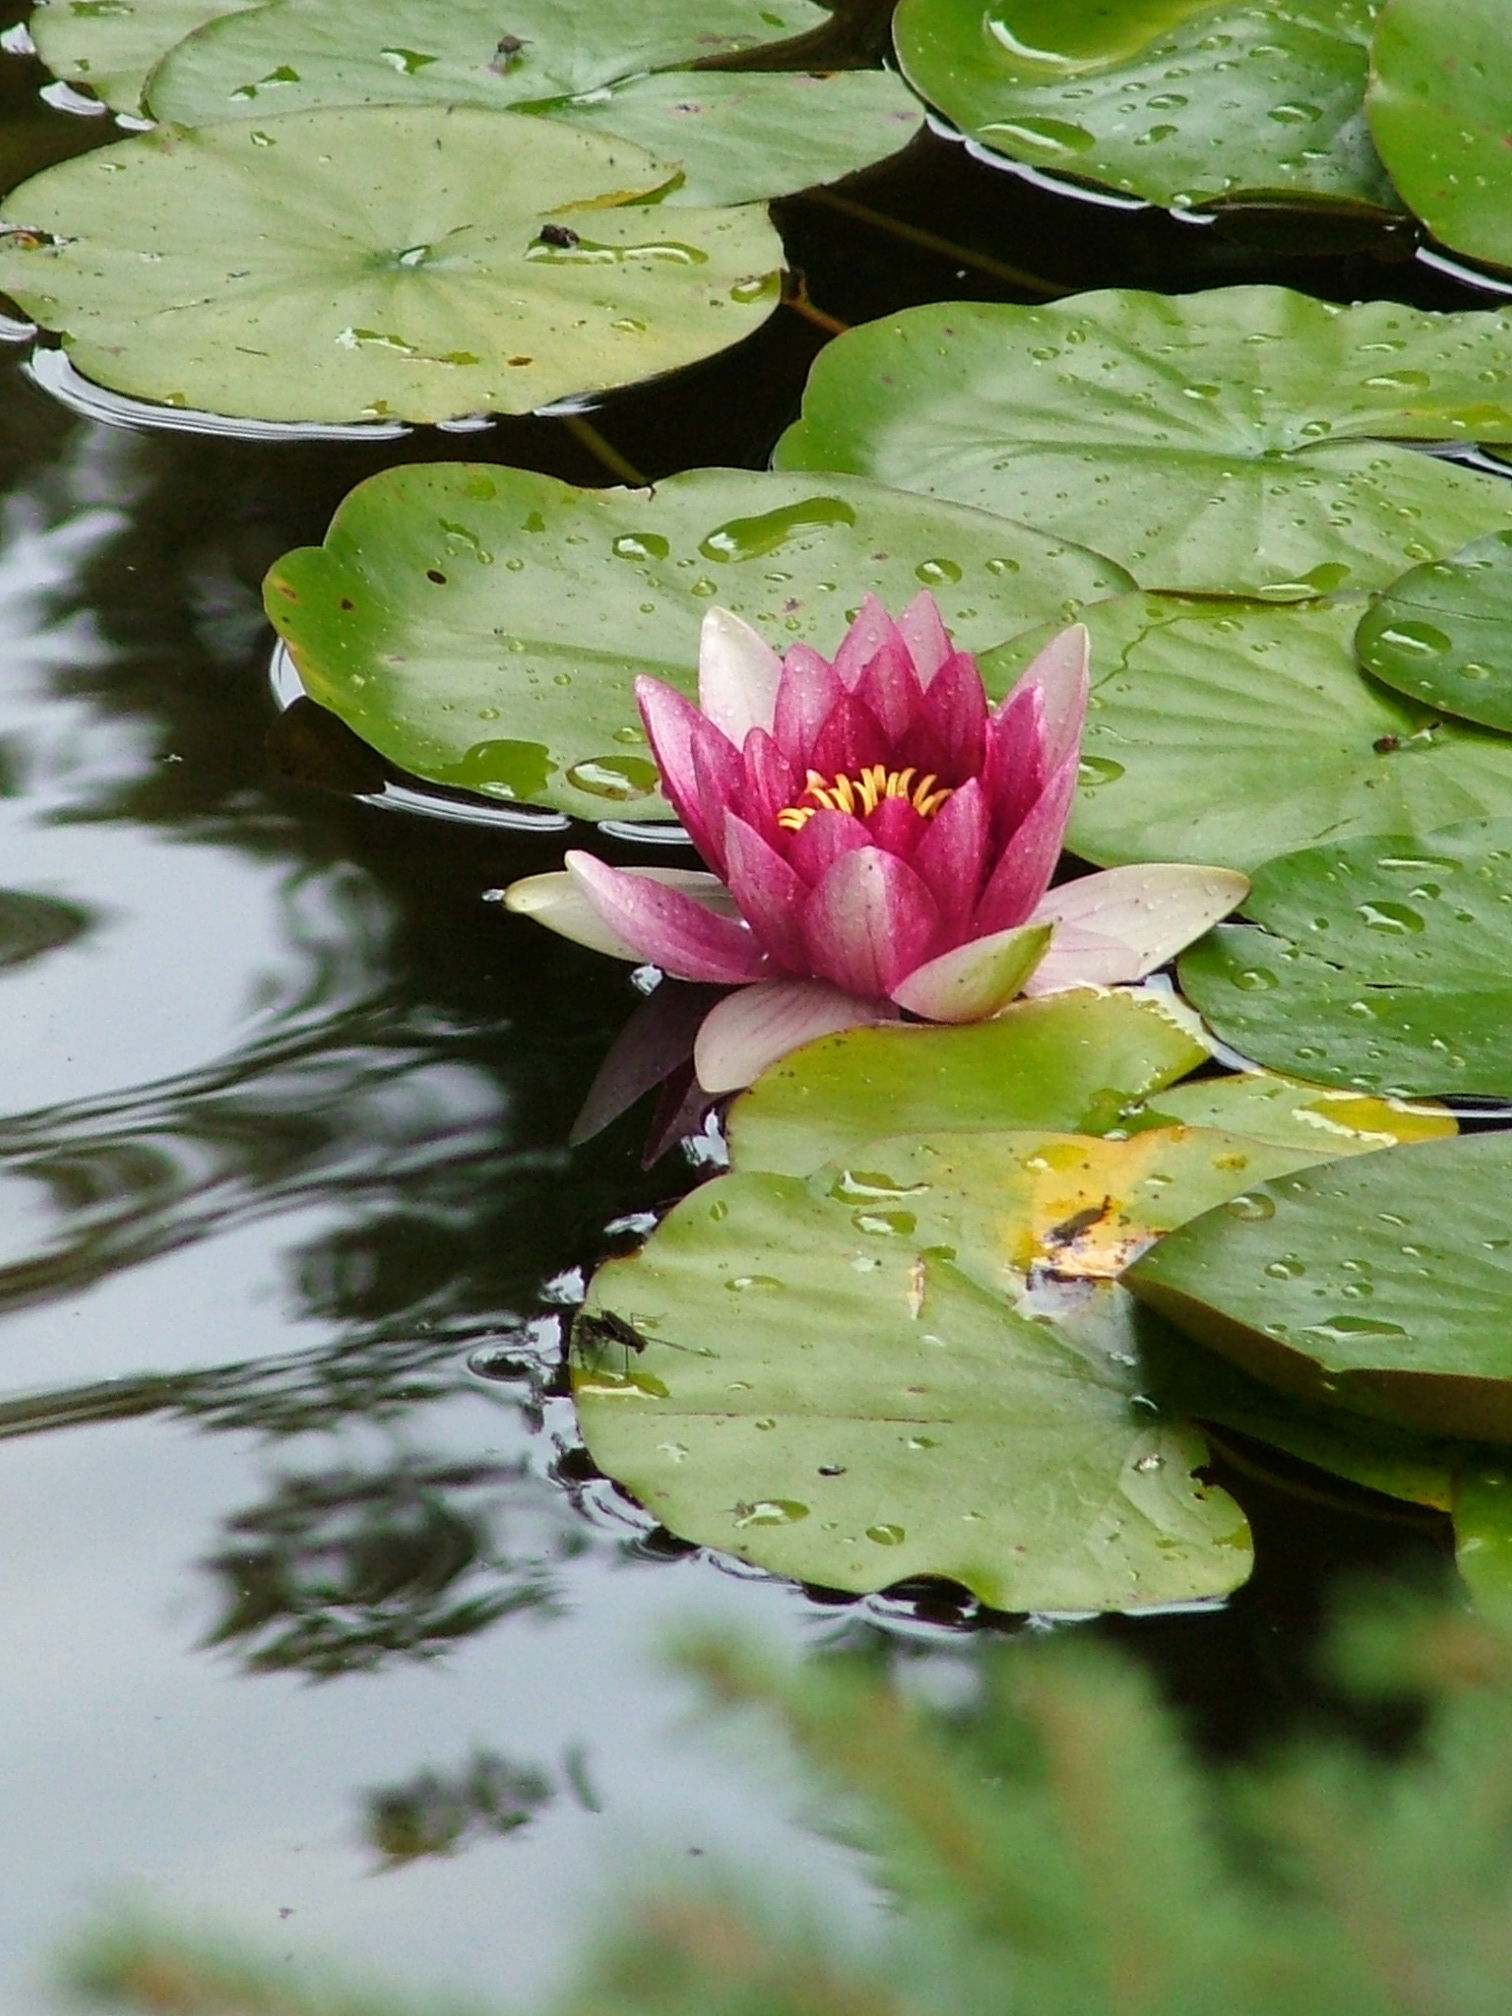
<box><xmin>507</xmin><ymin>594</ymin><xmax>1246</xmax><ymax>1094</ymax></box>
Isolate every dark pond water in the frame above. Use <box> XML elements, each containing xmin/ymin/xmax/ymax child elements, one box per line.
<box><xmin>0</xmin><ymin>5</ymin><xmax>1487</xmax><ymax>2005</ymax></box>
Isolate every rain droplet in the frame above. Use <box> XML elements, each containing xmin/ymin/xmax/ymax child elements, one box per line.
<box><xmin>865</xmin><ymin>1523</ymin><xmax>907</xmax><ymax>1546</ymax></box>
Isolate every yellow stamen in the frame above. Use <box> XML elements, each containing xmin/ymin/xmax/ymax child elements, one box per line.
<box><xmin>775</xmin><ymin>763</ymin><xmax>954</xmax><ymax>832</ymax></box>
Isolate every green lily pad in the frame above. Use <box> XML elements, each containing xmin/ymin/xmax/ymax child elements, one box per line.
<box><xmin>894</xmin><ymin>0</ymin><xmax>1397</xmax><ymax>214</ymax></box>
<box><xmin>540</xmin><ymin>71</ymin><xmax>925</xmax><ymax>209</ymax></box>
<box><xmin>1367</xmin><ymin>0</ymin><xmax>1512</xmax><ymax>273</ymax></box>
<box><xmin>1119</xmin><ymin>1069</ymin><xmax>1454</xmax><ymax>1154</ymax></box>
<box><xmin>774</xmin><ymin>287</ymin><xmax>1512</xmax><ymax>595</ymax></box>
<box><xmin>1178</xmin><ymin>817</ymin><xmax>1512</xmax><ymax>1097</ymax></box>
<box><xmin>28</xmin><ymin>0</ymin><xmax>260</xmax><ymax>113</ymax></box>
<box><xmin>264</xmin><ymin>463</ymin><xmax>1134</xmax><ymax>821</ymax></box>
<box><xmin>1126</xmin><ymin>1132</ymin><xmax>1512</xmax><ymax>1442</ymax></box>
<box><xmin>0</xmin><ymin>108</ymin><xmax>783</xmax><ymax>425</ymax></box>
<box><xmin>576</xmin><ymin>1170</ymin><xmax>1253</xmax><ymax>1611</ymax></box>
<box><xmin>725</xmin><ymin>987</ymin><xmax>1209</xmax><ymax>1179</ymax></box>
<box><xmin>982</xmin><ymin>594</ymin><xmax>1512</xmax><ymax>872</ymax></box>
<box><xmin>1357</xmin><ymin>529</ymin><xmax>1512</xmax><ymax>733</ymax></box>
<box><xmin>144</xmin><ymin>0</ymin><xmax>828</xmax><ymax>124</ymax></box>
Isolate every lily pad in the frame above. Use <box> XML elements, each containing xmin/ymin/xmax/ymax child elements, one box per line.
<box><xmin>774</xmin><ymin>287</ymin><xmax>1512</xmax><ymax>595</ymax></box>
<box><xmin>0</xmin><ymin>108</ymin><xmax>783</xmax><ymax>425</ymax></box>
<box><xmin>1118</xmin><ymin>1069</ymin><xmax>1454</xmax><ymax>1153</ymax></box>
<box><xmin>540</xmin><ymin>71</ymin><xmax>925</xmax><ymax>209</ymax></box>
<box><xmin>1127</xmin><ymin>1132</ymin><xmax>1512</xmax><ymax>1442</ymax></box>
<box><xmin>1178</xmin><ymin>817</ymin><xmax>1512</xmax><ymax>1097</ymax></box>
<box><xmin>894</xmin><ymin>0</ymin><xmax>1397</xmax><ymax>214</ymax></box>
<box><xmin>1454</xmin><ymin>1464</ymin><xmax>1512</xmax><ymax>1606</ymax></box>
<box><xmin>1357</xmin><ymin>529</ymin><xmax>1512</xmax><ymax>733</ymax></box>
<box><xmin>575</xmin><ymin>1170</ymin><xmax>1253</xmax><ymax>1611</ymax></box>
<box><xmin>1367</xmin><ymin>0</ymin><xmax>1512</xmax><ymax>273</ymax></box>
<box><xmin>725</xmin><ymin>987</ymin><xmax>1209</xmax><ymax>1179</ymax></box>
<box><xmin>264</xmin><ymin>463</ymin><xmax>1134</xmax><ymax>822</ymax></box>
<box><xmin>28</xmin><ymin>0</ymin><xmax>260</xmax><ymax>113</ymax></box>
<box><xmin>982</xmin><ymin>595</ymin><xmax>1512</xmax><ymax>872</ymax></box>
<box><xmin>144</xmin><ymin>0</ymin><xmax>828</xmax><ymax>124</ymax></box>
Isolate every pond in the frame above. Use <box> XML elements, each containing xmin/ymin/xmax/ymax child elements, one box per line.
<box><xmin>0</xmin><ymin>0</ymin><xmax>1504</xmax><ymax>2005</ymax></box>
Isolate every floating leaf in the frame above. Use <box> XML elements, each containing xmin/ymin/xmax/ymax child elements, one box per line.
<box><xmin>1357</xmin><ymin>529</ymin><xmax>1512</xmax><ymax>733</ymax></box>
<box><xmin>894</xmin><ymin>0</ymin><xmax>1397</xmax><ymax>214</ymax></box>
<box><xmin>1179</xmin><ymin>817</ymin><xmax>1512</xmax><ymax>1097</ymax></box>
<box><xmin>540</xmin><ymin>71</ymin><xmax>925</xmax><ymax>209</ymax></box>
<box><xmin>28</xmin><ymin>0</ymin><xmax>259</xmax><ymax>113</ymax></box>
<box><xmin>1119</xmin><ymin>1069</ymin><xmax>1454</xmax><ymax>1154</ymax></box>
<box><xmin>1455</xmin><ymin>1464</ymin><xmax>1512</xmax><ymax>1606</ymax></box>
<box><xmin>0</xmin><ymin>108</ymin><xmax>782</xmax><ymax>425</ymax></box>
<box><xmin>774</xmin><ymin>288</ymin><xmax>1512</xmax><ymax>595</ymax></box>
<box><xmin>145</xmin><ymin>0</ymin><xmax>828</xmax><ymax>124</ymax></box>
<box><xmin>264</xmin><ymin>464</ymin><xmax>1133</xmax><ymax>821</ymax></box>
<box><xmin>983</xmin><ymin>595</ymin><xmax>1512</xmax><ymax>872</ymax></box>
<box><xmin>576</xmin><ymin>1170</ymin><xmax>1253</xmax><ymax>1612</ymax></box>
<box><xmin>1128</xmin><ymin>1135</ymin><xmax>1512</xmax><ymax>1442</ymax></box>
<box><xmin>1368</xmin><ymin>0</ymin><xmax>1512</xmax><ymax>273</ymax></box>
<box><xmin>725</xmin><ymin>988</ymin><xmax>1208</xmax><ymax>1179</ymax></box>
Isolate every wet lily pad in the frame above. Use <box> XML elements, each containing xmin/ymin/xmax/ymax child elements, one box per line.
<box><xmin>725</xmin><ymin>987</ymin><xmax>1209</xmax><ymax>1179</ymax></box>
<box><xmin>983</xmin><ymin>595</ymin><xmax>1512</xmax><ymax>872</ymax></box>
<box><xmin>264</xmin><ymin>463</ymin><xmax>1133</xmax><ymax>822</ymax></box>
<box><xmin>0</xmin><ymin>108</ymin><xmax>783</xmax><ymax>425</ymax></box>
<box><xmin>538</xmin><ymin>71</ymin><xmax>925</xmax><ymax>209</ymax></box>
<box><xmin>1367</xmin><ymin>0</ymin><xmax>1512</xmax><ymax>273</ymax></box>
<box><xmin>1119</xmin><ymin>1069</ymin><xmax>1454</xmax><ymax>1154</ymax></box>
<box><xmin>144</xmin><ymin>0</ymin><xmax>828</xmax><ymax>124</ymax></box>
<box><xmin>774</xmin><ymin>288</ymin><xmax>1512</xmax><ymax>595</ymax></box>
<box><xmin>1127</xmin><ymin>1133</ymin><xmax>1512</xmax><ymax>1442</ymax></box>
<box><xmin>894</xmin><ymin>0</ymin><xmax>1397</xmax><ymax>214</ymax></box>
<box><xmin>28</xmin><ymin>0</ymin><xmax>260</xmax><ymax>113</ymax></box>
<box><xmin>1357</xmin><ymin>529</ymin><xmax>1512</xmax><ymax>733</ymax></box>
<box><xmin>1178</xmin><ymin>817</ymin><xmax>1512</xmax><ymax>1097</ymax></box>
<box><xmin>576</xmin><ymin>1169</ymin><xmax>1253</xmax><ymax>1612</ymax></box>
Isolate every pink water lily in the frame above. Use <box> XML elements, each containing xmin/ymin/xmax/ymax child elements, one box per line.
<box><xmin>507</xmin><ymin>594</ymin><xmax>1247</xmax><ymax>1093</ymax></box>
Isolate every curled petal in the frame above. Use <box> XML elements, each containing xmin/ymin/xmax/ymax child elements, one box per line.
<box><xmin>508</xmin><ymin>867</ymin><xmax>726</xmax><ymax>962</ymax></box>
<box><xmin>914</xmin><ymin>650</ymin><xmax>987</xmax><ymax>779</ymax></box>
<box><xmin>563</xmin><ymin>852</ymin><xmax>769</xmax><ymax>985</ymax></box>
<box><xmin>910</xmin><ymin>776</ymin><xmax>990</xmax><ymax>933</ymax></box>
<box><xmin>832</xmin><ymin>593</ymin><xmax>904</xmax><ymax>687</ymax></box>
<box><xmin>890</xmin><ymin>921</ymin><xmax>1052</xmax><ymax>1023</ymax></box>
<box><xmin>772</xmin><ymin>645</ymin><xmax>845</xmax><ymax>768</ymax></box>
<box><xmin>694</xmin><ymin>977</ymin><xmax>894</xmax><ymax>1095</ymax></box>
<box><xmin>972</xmin><ymin>746</ymin><xmax>1081</xmax><ymax>934</ymax></box>
<box><xmin>1005</xmin><ymin>623</ymin><xmax>1089</xmax><ymax>771</ymax></box>
<box><xmin>787</xmin><ymin>804</ymin><xmax>875</xmax><ymax>885</ymax></box>
<box><xmin>634</xmin><ymin>676</ymin><xmax>739</xmax><ymax>867</ymax></box>
<box><xmin>723</xmin><ymin>812</ymin><xmax>810</xmax><ymax>971</ymax></box>
<box><xmin>1023</xmin><ymin>864</ymin><xmax>1250</xmax><ymax>996</ymax></box>
<box><xmin>898</xmin><ymin>590</ymin><xmax>953</xmax><ymax>684</ymax></box>
<box><xmin>807</xmin><ymin>691</ymin><xmax>888</xmax><ymax>780</ymax></box>
<box><xmin>852</xmin><ymin>637</ymin><xmax>926</xmax><ymax>745</ymax></box>
<box><xmin>736</xmin><ymin>725</ymin><xmax>799</xmax><ymax>832</ymax></box>
<box><xmin>800</xmin><ymin>846</ymin><xmax>941</xmax><ymax>997</ymax></box>
<box><xmin>697</xmin><ymin>607</ymin><xmax>783</xmax><ymax>742</ymax></box>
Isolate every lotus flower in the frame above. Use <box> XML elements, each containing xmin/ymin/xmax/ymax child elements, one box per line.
<box><xmin>507</xmin><ymin>595</ymin><xmax>1246</xmax><ymax>1093</ymax></box>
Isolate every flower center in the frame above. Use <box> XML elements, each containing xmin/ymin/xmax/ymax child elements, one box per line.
<box><xmin>775</xmin><ymin>764</ymin><xmax>953</xmax><ymax>833</ymax></box>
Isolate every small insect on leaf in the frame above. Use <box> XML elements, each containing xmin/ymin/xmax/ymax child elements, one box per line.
<box><xmin>570</xmin><ymin>1309</ymin><xmax>713</xmax><ymax>1364</ymax></box>
<box><xmin>536</xmin><ymin>223</ymin><xmax>580</xmax><ymax>249</ymax></box>
<box><xmin>1045</xmin><ymin>1196</ymin><xmax>1115</xmax><ymax>1249</ymax></box>
<box><xmin>490</xmin><ymin>32</ymin><xmax>528</xmax><ymax>72</ymax></box>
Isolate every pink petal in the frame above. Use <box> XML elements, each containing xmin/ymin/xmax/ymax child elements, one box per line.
<box><xmin>505</xmin><ymin>868</ymin><xmax>651</xmax><ymax>962</ymax></box>
<box><xmin>787</xmin><ymin>804</ymin><xmax>874</xmax><ymax>885</ymax></box>
<box><xmin>1023</xmin><ymin>864</ymin><xmax>1250</xmax><ymax>995</ymax></box>
<box><xmin>867</xmin><ymin>792</ymin><xmax>926</xmax><ymax>859</ymax></box>
<box><xmin>971</xmin><ymin>746</ymin><xmax>1080</xmax><ymax>934</ymax></box>
<box><xmin>807</xmin><ymin>692</ymin><xmax>888</xmax><ymax>779</ymax></box>
<box><xmin>634</xmin><ymin>676</ymin><xmax>738</xmax><ymax>867</ymax></box>
<box><xmin>570</xmin><ymin>979</ymin><xmax>724</xmax><ymax>1143</ymax></box>
<box><xmin>723</xmin><ymin>812</ymin><xmax>811</xmax><ymax>971</ymax></box>
<box><xmin>694</xmin><ymin>977</ymin><xmax>895</xmax><ymax>1094</ymax></box>
<box><xmin>1006</xmin><ymin>623</ymin><xmax>1089</xmax><ymax>771</ymax></box>
<box><xmin>890</xmin><ymin>921</ymin><xmax>1052</xmax><ymax>1023</ymax></box>
<box><xmin>564</xmin><ymin>852</ymin><xmax>769</xmax><ymax>985</ymax></box>
<box><xmin>697</xmin><ymin>607</ymin><xmax>783</xmax><ymax>742</ymax></box>
<box><xmin>851</xmin><ymin>637</ymin><xmax>925</xmax><ymax>745</ymax></box>
<box><xmin>736</xmin><ymin>725</ymin><xmax>799</xmax><ymax>832</ymax></box>
<box><xmin>690</xmin><ymin>728</ymin><xmax>746</xmax><ymax>875</ymax></box>
<box><xmin>898</xmin><ymin>590</ymin><xmax>953</xmax><ymax>683</ymax></box>
<box><xmin>833</xmin><ymin>594</ymin><xmax>904</xmax><ymax>687</ymax></box>
<box><xmin>772</xmin><ymin>645</ymin><xmax>845</xmax><ymax>767</ymax></box>
<box><xmin>800</xmin><ymin>846</ymin><xmax>941</xmax><ymax>997</ymax></box>
<box><xmin>914</xmin><ymin>649</ymin><xmax>987</xmax><ymax>778</ymax></box>
<box><xmin>910</xmin><ymin>775</ymin><xmax>990</xmax><ymax>933</ymax></box>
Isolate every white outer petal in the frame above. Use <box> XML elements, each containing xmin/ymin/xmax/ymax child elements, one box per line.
<box><xmin>1023</xmin><ymin>863</ymin><xmax>1249</xmax><ymax>995</ymax></box>
<box><xmin>697</xmin><ymin>606</ymin><xmax>784</xmax><ymax>742</ymax></box>
<box><xmin>694</xmin><ymin>977</ymin><xmax>890</xmax><ymax>1094</ymax></box>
